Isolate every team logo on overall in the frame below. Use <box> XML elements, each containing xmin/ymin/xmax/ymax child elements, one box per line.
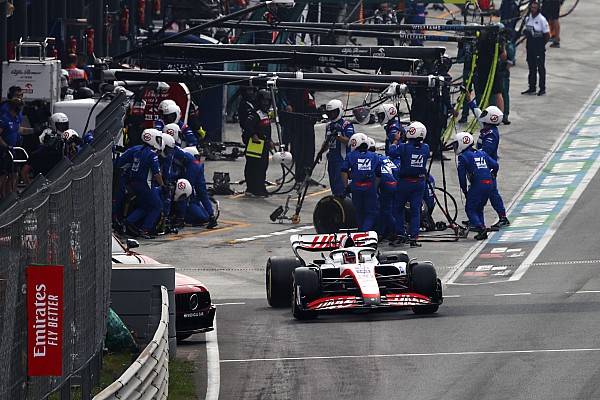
<box><xmin>178</xmin><ymin>181</ymin><xmax>186</xmax><ymax>190</ymax></box>
<box><xmin>357</xmin><ymin>158</ymin><xmax>372</xmax><ymax>170</ymax></box>
<box><xmin>410</xmin><ymin>154</ymin><xmax>424</xmax><ymax>167</ymax></box>
<box><xmin>475</xmin><ymin>156</ymin><xmax>488</xmax><ymax>169</ymax></box>
<box><xmin>490</xmin><ymin>114</ymin><xmax>499</xmax><ymax>123</ymax></box>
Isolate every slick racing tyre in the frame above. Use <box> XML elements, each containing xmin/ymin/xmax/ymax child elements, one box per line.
<box><xmin>313</xmin><ymin>195</ymin><xmax>357</xmax><ymax>234</ymax></box>
<box><xmin>292</xmin><ymin>267</ymin><xmax>320</xmax><ymax>320</ymax></box>
<box><xmin>377</xmin><ymin>250</ymin><xmax>410</xmax><ymax>265</ymax></box>
<box><xmin>410</xmin><ymin>262</ymin><xmax>442</xmax><ymax>315</ymax></box>
<box><xmin>266</xmin><ymin>256</ymin><xmax>303</xmax><ymax>308</ymax></box>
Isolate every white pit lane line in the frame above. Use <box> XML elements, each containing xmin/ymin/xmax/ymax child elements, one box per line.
<box><xmin>205</xmin><ymin>317</ymin><xmax>220</xmax><ymax>400</ymax></box>
<box><xmin>220</xmin><ymin>348</ymin><xmax>600</xmax><ymax>364</ymax></box>
<box><xmin>444</xmin><ymin>84</ymin><xmax>600</xmax><ymax>285</ymax></box>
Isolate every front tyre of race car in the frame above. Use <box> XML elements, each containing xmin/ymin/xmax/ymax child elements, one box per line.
<box><xmin>292</xmin><ymin>267</ymin><xmax>320</xmax><ymax>320</ymax></box>
<box><xmin>266</xmin><ymin>256</ymin><xmax>303</xmax><ymax>308</ymax></box>
<box><xmin>410</xmin><ymin>262</ymin><xmax>442</xmax><ymax>315</ymax></box>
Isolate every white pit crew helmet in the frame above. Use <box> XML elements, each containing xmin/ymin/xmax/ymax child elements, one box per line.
<box><xmin>406</xmin><ymin>121</ymin><xmax>427</xmax><ymax>140</ymax></box>
<box><xmin>162</xmin><ymin>123</ymin><xmax>182</xmax><ymax>146</ymax></box>
<box><xmin>450</xmin><ymin>132</ymin><xmax>475</xmax><ymax>155</ymax></box>
<box><xmin>479</xmin><ymin>105</ymin><xmax>503</xmax><ymax>125</ymax></box>
<box><xmin>51</xmin><ymin>112</ymin><xmax>69</xmax><ymax>133</ymax></box>
<box><xmin>182</xmin><ymin>146</ymin><xmax>200</xmax><ymax>156</ymax></box>
<box><xmin>161</xmin><ymin>133</ymin><xmax>175</xmax><ymax>157</ymax></box>
<box><xmin>160</xmin><ymin>100</ymin><xmax>181</xmax><ymax>124</ymax></box>
<box><xmin>62</xmin><ymin>129</ymin><xmax>79</xmax><ymax>140</ymax></box>
<box><xmin>141</xmin><ymin>128</ymin><xmax>163</xmax><ymax>151</ymax></box>
<box><xmin>325</xmin><ymin>99</ymin><xmax>344</xmax><ymax>122</ymax></box>
<box><xmin>367</xmin><ymin>137</ymin><xmax>376</xmax><ymax>151</ymax></box>
<box><xmin>375</xmin><ymin>104</ymin><xmax>398</xmax><ymax>126</ymax></box>
<box><xmin>174</xmin><ymin>178</ymin><xmax>193</xmax><ymax>201</ymax></box>
<box><xmin>349</xmin><ymin>132</ymin><xmax>369</xmax><ymax>152</ymax></box>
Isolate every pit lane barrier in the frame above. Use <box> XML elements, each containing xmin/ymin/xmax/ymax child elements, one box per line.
<box><xmin>94</xmin><ymin>286</ymin><xmax>170</xmax><ymax>400</ymax></box>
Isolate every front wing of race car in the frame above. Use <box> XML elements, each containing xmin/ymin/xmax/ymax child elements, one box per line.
<box><xmin>305</xmin><ymin>293</ymin><xmax>438</xmax><ymax>311</ymax></box>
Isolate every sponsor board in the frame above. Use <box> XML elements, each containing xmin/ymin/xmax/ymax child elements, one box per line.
<box><xmin>28</xmin><ymin>265</ymin><xmax>63</xmax><ymax>376</ymax></box>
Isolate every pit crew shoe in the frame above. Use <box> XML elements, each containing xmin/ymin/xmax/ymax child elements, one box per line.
<box><xmin>140</xmin><ymin>230</ymin><xmax>155</xmax><ymax>239</ymax></box>
<box><xmin>490</xmin><ymin>217</ymin><xmax>510</xmax><ymax>229</ymax></box>
<box><xmin>391</xmin><ymin>235</ymin><xmax>408</xmax><ymax>246</ymax></box>
<box><xmin>474</xmin><ymin>228</ymin><xmax>488</xmax><ymax>240</ymax></box>
<box><xmin>409</xmin><ymin>239</ymin><xmax>421</xmax><ymax>248</ymax></box>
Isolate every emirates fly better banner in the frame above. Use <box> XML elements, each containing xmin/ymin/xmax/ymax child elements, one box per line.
<box><xmin>27</xmin><ymin>265</ymin><xmax>63</xmax><ymax>376</ymax></box>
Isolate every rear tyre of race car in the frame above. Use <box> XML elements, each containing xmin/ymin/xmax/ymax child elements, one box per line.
<box><xmin>266</xmin><ymin>256</ymin><xmax>303</xmax><ymax>308</ymax></box>
<box><xmin>292</xmin><ymin>267</ymin><xmax>320</xmax><ymax>320</ymax></box>
<box><xmin>410</xmin><ymin>262</ymin><xmax>441</xmax><ymax>315</ymax></box>
<box><xmin>313</xmin><ymin>195</ymin><xmax>357</xmax><ymax>234</ymax></box>
<box><xmin>377</xmin><ymin>250</ymin><xmax>410</xmax><ymax>265</ymax></box>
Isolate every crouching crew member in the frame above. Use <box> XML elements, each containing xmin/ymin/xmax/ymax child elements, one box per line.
<box><xmin>341</xmin><ymin>133</ymin><xmax>381</xmax><ymax>232</ymax></box>
<box><xmin>123</xmin><ymin>129</ymin><xmax>165</xmax><ymax>239</ymax></box>
<box><xmin>389</xmin><ymin>121</ymin><xmax>429</xmax><ymax>247</ymax></box>
<box><xmin>450</xmin><ymin>132</ymin><xmax>499</xmax><ymax>240</ymax></box>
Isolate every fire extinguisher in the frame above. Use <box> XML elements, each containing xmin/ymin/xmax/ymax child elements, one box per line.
<box><xmin>121</xmin><ymin>6</ymin><xmax>130</xmax><ymax>36</ymax></box>
<box><xmin>154</xmin><ymin>0</ymin><xmax>161</xmax><ymax>16</ymax></box>
<box><xmin>68</xmin><ymin>37</ymin><xmax>77</xmax><ymax>55</ymax></box>
<box><xmin>87</xmin><ymin>27</ymin><xmax>95</xmax><ymax>54</ymax></box>
<box><xmin>138</xmin><ymin>0</ymin><xmax>145</xmax><ymax>26</ymax></box>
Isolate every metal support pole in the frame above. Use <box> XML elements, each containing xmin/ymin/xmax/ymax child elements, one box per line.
<box><xmin>14</xmin><ymin>0</ymin><xmax>27</xmax><ymax>42</ymax></box>
<box><xmin>0</xmin><ymin>0</ymin><xmax>6</xmax><ymax>100</ymax></box>
<box><xmin>109</xmin><ymin>0</ymin><xmax>120</xmax><ymax>56</ymax></box>
<box><xmin>90</xmin><ymin>0</ymin><xmax>103</xmax><ymax>57</ymax></box>
<box><xmin>31</xmin><ymin>0</ymin><xmax>48</xmax><ymax>40</ymax></box>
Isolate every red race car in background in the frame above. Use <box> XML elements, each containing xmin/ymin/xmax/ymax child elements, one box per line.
<box><xmin>111</xmin><ymin>233</ymin><xmax>216</xmax><ymax>341</ymax></box>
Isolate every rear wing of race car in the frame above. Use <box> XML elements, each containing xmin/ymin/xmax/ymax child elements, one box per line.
<box><xmin>290</xmin><ymin>231</ymin><xmax>378</xmax><ymax>257</ymax></box>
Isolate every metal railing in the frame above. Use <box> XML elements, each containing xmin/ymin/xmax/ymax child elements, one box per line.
<box><xmin>93</xmin><ymin>286</ymin><xmax>170</xmax><ymax>400</ymax></box>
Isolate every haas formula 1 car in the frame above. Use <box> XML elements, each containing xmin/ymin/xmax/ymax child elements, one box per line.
<box><xmin>266</xmin><ymin>231</ymin><xmax>443</xmax><ymax>320</ymax></box>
